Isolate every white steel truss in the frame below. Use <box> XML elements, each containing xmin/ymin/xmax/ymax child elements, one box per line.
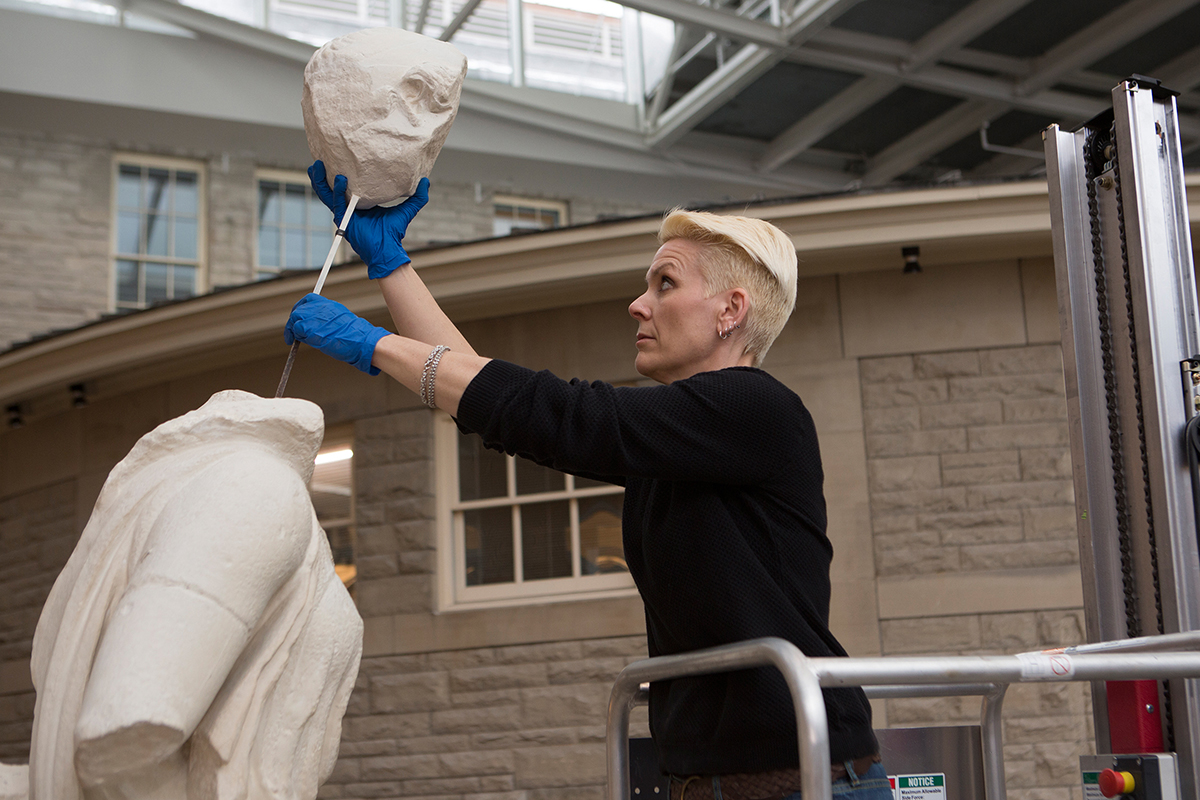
<box><xmin>44</xmin><ymin>0</ymin><xmax>1200</xmax><ymax>187</ymax></box>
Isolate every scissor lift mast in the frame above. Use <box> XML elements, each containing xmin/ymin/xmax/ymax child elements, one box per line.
<box><xmin>1045</xmin><ymin>78</ymin><xmax>1200</xmax><ymax>796</ymax></box>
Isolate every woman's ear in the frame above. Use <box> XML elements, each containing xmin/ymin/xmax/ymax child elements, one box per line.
<box><xmin>721</xmin><ymin>287</ymin><xmax>750</xmax><ymax>329</ymax></box>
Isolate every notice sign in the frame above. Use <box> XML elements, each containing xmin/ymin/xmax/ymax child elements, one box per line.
<box><xmin>892</xmin><ymin>773</ymin><xmax>946</xmax><ymax>800</ymax></box>
<box><xmin>1081</xmin><ymin>771</ymin><xmax>1104</xmax><ymax>800</ymax></box>
<box><xmin>1016</xmin><ymin>652</ymin><xmax>1075</xmax><ymax>681</ymax></box>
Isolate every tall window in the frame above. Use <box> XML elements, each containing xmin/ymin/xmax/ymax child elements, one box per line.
<box><xmin>436</xmin><ymin>414</ymin><xmax>633</xmax><ymax>609</ymax></box>
<box><xmin>112</xmin><ymin>157</ymin><xmax>205</xmax><ymax>310</ymax></box>
<box><xmin>493</xmin><ymin>195</ymin><xmax>569</xmax><ymax>236</ymax></box>
<box><xmin>256</xmin><ymin>170</ymin><xmax>344</xmax><ymax>280</ymax></box>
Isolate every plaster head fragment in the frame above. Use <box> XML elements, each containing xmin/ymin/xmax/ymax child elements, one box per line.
<box><xmin>302</xmin><ymin>27</ymin><xmax>468</xmax><ymax>208</ymax></box>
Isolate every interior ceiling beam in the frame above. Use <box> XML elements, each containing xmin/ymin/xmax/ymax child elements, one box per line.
<box><xmin>457</xmin><ymin>79</ymin><xmax>842</xmax><ymax>191</ymax></box>
<box><xmin>602</xmin><ymin>0</ymin><xmax>786</xmax><ymax>47</ymax></box>
<box><xmin>904</xmin><ymin>0</ymin><xmax>1034</xmax><ymax>71</ymax></box>
<box><xmin>645</xmin><ymin>22</ymin><xmax>689</xmax><ymax>128</ymax></box>
<box><xmin>810</xmin><ymin>26</ymin><xmax>1035</xmax><ymax>78</ymax></box>
<box><xmin>756</xmin><ymin>76</ymin><xmax>897</xmax><ymax>172</ymax></box>
<box><xmin>460</xmin><ymin>85</ymin><xmax>645</xmax><ymax>148</ymax></box>
<box><xmin>1157</xmin><ymin>43</ymin><xmax>1200</xmax><ymax>93</ymax></box>
<box><xmin>647</xmin><ymin>44</ymin><xmax>778</xmax><ymax>148</ymax></box>
<box><xmin>799</xmin><ymin>41</ymin><xmax>1200</xmax><ymax>137</ymax></box>
<box><xmin>861</xmin><ymin>99</ymin><xmax>1008</xmax><ymax>185</ymax></box>
<box><xmin>124</xmin><ymin>0</ymin><xmax>313</xmax><ymax>63</ymax></box>
<box><xmin>781</xmin><ymin>0</ymin><xmax>862</xmax><ymax>40</ymax></box>
<box><xmin>808</xmin><ymin>26</ymin><xmax>907</xmax><ymax>58</ymax></box>
<box><xmin>756</xmin><ymin>0</ymin><xmax>1029</xmax><ymax>173</ymax></box>
<box><xmin>673</xmin><ymin>130</ymin><xmax>849</xmax><ymax>190</ymax></box>
<box><xmin>440</xmin><ymin>0</ymin><xmax>485</xmax><ymax>40</ymax></box>
<box><xmin>792</xmin><ymin>43</ymin><xmax>1106</xmax><ymax>119</ymax></box>
<box><xmin>1016</xmin><ymin>0</ymin><xmax>1200</xmax><ymax>96</ymax></box>
<box><xmin>645</xmin><ymin>0</ymin><xmax>864</xmax><ymax>148</ymax></box>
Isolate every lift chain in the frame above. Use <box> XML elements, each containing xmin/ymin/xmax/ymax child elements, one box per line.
<box><xmin>1109</xmin><ymin>125</ymin><xmax>1174</xmax><ymax>752</ymax></box>
<box><xmin>1084</xmin><ymin>127</ymin><xmax>1142</xmax><ymax>640</ymax></box>
<box><xmin>1111</xmin><ymin>143</ymin><xmax>1166</xmax><ymax>641</ymax></box>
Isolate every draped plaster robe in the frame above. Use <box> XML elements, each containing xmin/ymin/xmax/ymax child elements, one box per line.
<box><xmin>28</xmin><ymin>390</ymin><xmax>362</xmax><ymax>800</ymax></box>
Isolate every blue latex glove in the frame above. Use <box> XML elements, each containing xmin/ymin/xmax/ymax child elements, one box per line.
<box><xmin>308</xmin><ymin>161</ymin><xmax>430</xmax><ymax>280</ymax></box>
<box><xmin>285</xmin><ymin>294</ymin><xmax>390</xmax><ymax>375</ymax></box>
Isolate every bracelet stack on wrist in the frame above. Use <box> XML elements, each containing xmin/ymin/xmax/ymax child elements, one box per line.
<box><xmin>419</xmin><ymin>345</ymin><xmax>450</xmax><ymax>408</ymax></box>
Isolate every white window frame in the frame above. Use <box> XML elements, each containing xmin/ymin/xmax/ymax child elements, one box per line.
<box><xmin>254</xmin><ymin>168</ymin><xmax>349</xmax><ymax>280</ymax></box>
<box><xmin>434</xmin><ymin>412</ymin><xmax>636</xmax><ymax>611</ymax></box>
<box><xmin>492</xmin><ymin>194</ymin><xmax>570</xmax><ymax>236</ymax></box>
<box><xmin>110</xmin><ymin>153</ymin><xmax>207</xmax><ymax>311</ymax></box>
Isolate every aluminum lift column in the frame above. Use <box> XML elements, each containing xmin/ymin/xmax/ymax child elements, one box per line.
<box><xmin>1044</xmin><ymin>77</ymin><xmax>1200</xmax><ymax>796</ymax></box>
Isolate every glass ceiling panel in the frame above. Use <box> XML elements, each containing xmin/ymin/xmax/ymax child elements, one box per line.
<box><xmin>2</xmin><ymin>0</ymin><xmax>671</xmax><ymax>104</ymax></box>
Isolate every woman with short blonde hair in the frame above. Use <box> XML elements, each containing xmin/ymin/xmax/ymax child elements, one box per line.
<box><xmin>287</xmin><ymin>164</ymin><xmax>889</xmax><ymax>800</ymax></box>
<box><xmin>658</xmin><ymin>208</ymin><xmax>798</xmax><ymax>366</ymax></box>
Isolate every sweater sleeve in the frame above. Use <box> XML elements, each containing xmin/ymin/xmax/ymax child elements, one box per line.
<box><xmin>455</xmin><ymin>359</ymin><xmax>806</xmax><ymax>485</ymax></box>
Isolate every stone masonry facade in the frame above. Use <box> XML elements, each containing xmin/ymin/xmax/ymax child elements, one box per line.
<box><xmin>320</xmin><ymin>636</ymin><xmax>650</xmax><ymax>800</ymax></box>
<box><xmin>0</xmin><ymin>480</ymin><xmax>78</xmax><ymax>762</ymax></box>
<box><xmin>861</xmin><ymin>344</ymin><xmax>1093</xmax><ymax>800</ymax></box>
<box><xmin>0</xmin><ymin>125</ymin><xmax>662</xmax><ymax>351</ymax></box>
<box><xmin>862</xmin><ymin>344</ymin><xmax>1076</xmax><ymax>577</ymax></box>
<box><xmin>352</xmin><ymin>408</ymin><xmax>439</xmax><ymax>613</ymax></box>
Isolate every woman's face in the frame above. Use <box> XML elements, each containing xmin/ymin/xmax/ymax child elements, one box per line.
<box><xmin>629</xmin><ymin>239</ymin><xmax>729</xmax><ymax>384</ymax></box>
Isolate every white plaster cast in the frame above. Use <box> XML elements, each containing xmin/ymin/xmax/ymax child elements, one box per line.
<box><xmin>0</xmin><ymin>764</ymin><xmax>28</xmax><ymax>800</ymax></box>
<box><xmin>302</xmin><ymin>27</ymin><xmax>468</xmax><ymax>208</ymax></box>
<box><xmin>28</xmin><ymin>390</ymin><xmax>363</xmax><ymax>800</ymax></box>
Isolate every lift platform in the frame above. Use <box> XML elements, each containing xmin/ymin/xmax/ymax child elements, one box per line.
<box><xmin>605</xmin><ymin>77</ymin><xmax>1200</xmax><ymax>800</ymax></box>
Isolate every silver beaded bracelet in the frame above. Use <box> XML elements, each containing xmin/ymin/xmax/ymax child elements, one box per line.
<box><xmin>419</xmin><ymin>345</ymin><xmax>450</xmax><ymax>408</ymax></box>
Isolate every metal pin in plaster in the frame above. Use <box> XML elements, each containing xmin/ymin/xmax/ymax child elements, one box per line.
<box><xmin>275</xmin><ymin>193</ymin><xmax>361</xmax><ymax>398</ymax></box>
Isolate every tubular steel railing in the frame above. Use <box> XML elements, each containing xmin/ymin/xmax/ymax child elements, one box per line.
<box><xmin>605</xmin><ymin>634</ymin><xmax>1200</xmax><ymax>800</ymax></box>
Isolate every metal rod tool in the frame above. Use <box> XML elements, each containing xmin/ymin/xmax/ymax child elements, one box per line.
<box><xmin>275</xmin><ymin>193</ymin><xmax>361</xmax><ymax>398</ymax></box>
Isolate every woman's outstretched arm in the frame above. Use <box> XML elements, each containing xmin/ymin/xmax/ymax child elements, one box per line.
<box><xmin>371</xmin><ymin>334</ymin><xmax>488</xmax><ymax>418</ymax></box>
<box><xmin>308</xmin><ymin>162</ymin><xmax>477</xmax><ymax>357</ymax></box>
<box><xmin>377</xmin><ymin>266</ymin><xmax>476</xmax><ymax>356</ymax></box>
<box><xmin>285</xmin><ymin>294</ymin><xmax>488</xmax><ymax>418</ymax></box>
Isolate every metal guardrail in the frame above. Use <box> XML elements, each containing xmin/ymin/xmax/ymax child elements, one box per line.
<box><xmin>606</xmin><ymin>634</ymin><xmax>1200</xmax><ymax>800</ymax></box>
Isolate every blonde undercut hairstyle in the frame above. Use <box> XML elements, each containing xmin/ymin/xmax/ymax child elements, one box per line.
<box><xmin>658</xmin><ymin>209</ymin><xmax>798</xmax><ymax>366</ymax></box>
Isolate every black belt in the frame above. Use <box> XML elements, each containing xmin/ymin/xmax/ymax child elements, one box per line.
<box><xmin>669</xmin><ymin>754</ymin><xmax>882</xmax><ymax>800</ymax></box>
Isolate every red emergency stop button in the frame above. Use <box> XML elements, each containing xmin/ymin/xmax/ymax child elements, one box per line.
<box><xmin>1098</xmin><ymin>769</ymin><xmax>1135</xmax><ymax>797</ymax></box>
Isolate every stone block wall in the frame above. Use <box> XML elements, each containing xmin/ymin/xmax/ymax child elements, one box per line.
<box><xmin>0</xmin><ymin>129</ymin><xmax>112</xmax><ymax>350</ymax></box>
<box><xmin>862</xmin><ymin>345</ymin><xmax>1075</xmax><ymax>577</ymax></box>
<box><xmin>0</xmin><ymin>480</ymin><xmax>78</xmax><ymax>761</ymax></box>
<box><xmin>353</xmin><ymin>409</ymin><xmax>438</xmax><ymax>617</ymax></box>
<box><xmin>861</xmin><ymin>344</ymin><xmax>1092</xmax><ymax>800</ymax></box>
<box><xmin>207</xmin><ymin>154</ymin><xmax>259</xmax><ymax>289</ymax></box>
<box><xmin>320</xmin><ymin>635</ymin><xmax>650</xmax><ymax>800</ymax></box>
<box><xmin>0</xmin><ymin>125</ymin><xmax>664</xmax><ymax>351</ymax></box>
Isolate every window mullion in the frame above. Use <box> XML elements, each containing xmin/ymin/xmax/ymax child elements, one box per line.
<box><xmin>569</xmin><ymin>497</ymin><xmax>581</xmax><ymax>579</ymax></box>
<box><xmin>512</xmin><ymin>504</ymin><xmax>524</xmax><ymax>584</ymax></box>
<box><xmin>508</xmin><ymin>456</ymin><xmax>523</xmax><ymax>583</ymax></box>
<box><xmin>455</xmin><ymin>511</ymin><xmax>469</xmax><ymax>594</ymax></box>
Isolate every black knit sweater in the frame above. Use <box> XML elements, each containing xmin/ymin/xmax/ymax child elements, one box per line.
<box><xmin>456</xmin><ymin>359</ymin><xmax>877</xmax><ymax>776</ymax></box>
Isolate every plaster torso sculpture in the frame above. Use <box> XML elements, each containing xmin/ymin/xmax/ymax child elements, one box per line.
<box><xmin>28</xmin><ymin>390</ymin><xmax>363</xmax><ymax>800</ymax></box>
<box><xmin>0</xmin><ymin>764</ymin><xmax>27</xmax><ymax>800</ymax></box>
<box><xmin>302</xmin><ymin>27</ymin><xmax>468</xmax><ymax>208</ymax></box>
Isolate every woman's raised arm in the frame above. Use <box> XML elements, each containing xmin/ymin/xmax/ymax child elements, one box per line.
<box><xmin>308</xmin><ymin>161</ymin><xmax>477</xmax><ymax>357</ymax></box>
<box><xmin>377</xmin><ymin>265</ymin><xmax>476</xmax><ymax>356</ymax></box>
